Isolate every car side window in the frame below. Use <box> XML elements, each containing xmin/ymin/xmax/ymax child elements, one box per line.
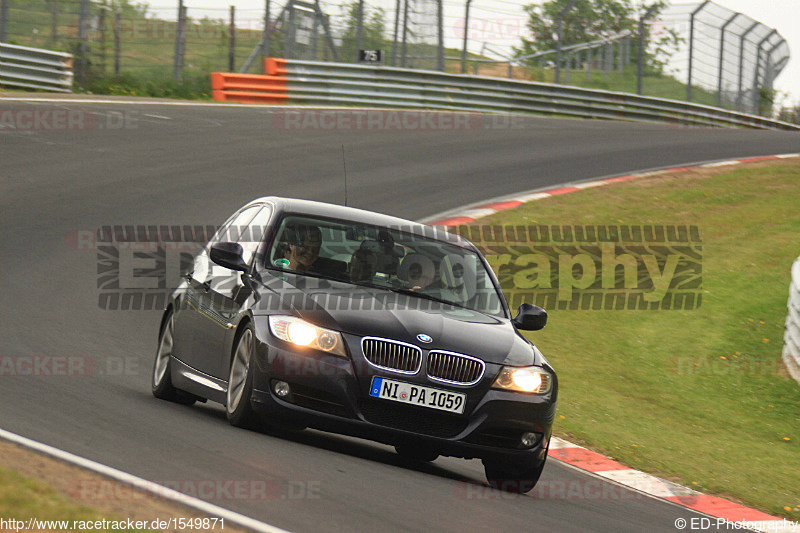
<box><xmin>213</xmin><ymin>205</ymin><xmax>262</xmax><ymax>246</ymax></box>
<box><xmin>238</xmin><ymin>206</ymin><xmax>273</xmax><ymax>266</ymax></box>
<box><xmin>191</xmin><ymin>205</ymin><xmax>263</xmax><ymax>283</ymax></box>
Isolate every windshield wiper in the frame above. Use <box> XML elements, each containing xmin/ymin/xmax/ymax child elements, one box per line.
<box><xmin>388</xmin><ymin>287</ymin><xmax>466</xmax><ymax>309</ymax></box>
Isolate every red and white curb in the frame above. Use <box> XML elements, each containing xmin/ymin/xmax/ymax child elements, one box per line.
<box><xmin>550</xmin><ymin>438</ymin><xmax>795</xmax><ymax>532</ymax></box>
<box><xmin>423</xmin><ymin>153</ymin><xmax>800</xmax><ymax>227</ymax></box>
<box><xmin>424</xmin><ymin>152</ymin><xmax>800</xmax><ymax>532</ymax></box>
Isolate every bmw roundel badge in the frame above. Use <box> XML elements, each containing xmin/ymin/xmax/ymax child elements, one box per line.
<box><xmin>417</xmin><ymin>333</ymin><xmax>433</xmax><ymax>343</ymax></box>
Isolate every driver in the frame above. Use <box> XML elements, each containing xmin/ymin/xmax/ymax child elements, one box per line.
<box><xmin>283</xmin><ymin>224</ymin><xmax>322</xmax><ymax>273</ymax></box>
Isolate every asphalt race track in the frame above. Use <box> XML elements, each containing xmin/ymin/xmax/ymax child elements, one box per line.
<box><xmin>1</xmin><ymin>99</ymin><xmax>798</xmax><ymax>532</ymax></box>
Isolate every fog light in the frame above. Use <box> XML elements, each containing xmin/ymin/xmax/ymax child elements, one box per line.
<box><xmin>520</xmin><ymin>432</ymin><xmax>541</xmax><ymax>448</ymax></box>
<box><xmin>273</xmin><ymin>380</ymin><xmax>291</xmax><ymax>397</ymax></box>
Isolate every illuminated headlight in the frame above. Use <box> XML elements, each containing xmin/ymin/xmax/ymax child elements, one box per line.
<box><xmin>268</xmin><ymin>316</ymin><xmax>347</xmax><ymax>357</ymax></box>
<box><xmin>492</xmin><ymin>366</ymin><xmax>552</xmax><ymax>394</ymax></box>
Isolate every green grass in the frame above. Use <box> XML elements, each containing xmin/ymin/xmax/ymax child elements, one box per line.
<box><xmin>0</xmin><ymin>465</ymin><xmax>151</xmax><ymax>530</ymax></box>
<box><xmin>463</xmin><ymin>161</ymin><xmax>800</xmax><ymax>519</ymax></box>
<box><xmin>445</xmin><ymin>58</ymin><xmax>720</xmax><ymax>107</ymax></box>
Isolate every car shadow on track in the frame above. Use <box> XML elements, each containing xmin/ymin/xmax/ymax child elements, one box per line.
<box><xmin>148</xmin><ymin>392</ymin><xmax>482</xmax><ymax>486</ymax></box>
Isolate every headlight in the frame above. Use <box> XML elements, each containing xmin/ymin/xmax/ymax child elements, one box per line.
<box><xmin>492</xmin><ymin>366</ymin><xmax>552</xmax><ymax>394</ymax></box>
<box><xmin>268</xmin><ymin>316</ymin><xmax>348</xmax><ymax>358</ymax></box>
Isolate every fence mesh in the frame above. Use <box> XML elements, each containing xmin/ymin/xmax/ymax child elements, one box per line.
<box><xmin>0</xmin><ymin>0</ymin><xmax>790</xmax><ymax>117</ymax></box>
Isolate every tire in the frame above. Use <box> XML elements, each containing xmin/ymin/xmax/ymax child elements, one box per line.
<box><xmin>394</xmin><ymin>443</ymin><xmax>439</xmax><ymax>463</ymax></box>
<box><xmin>482</xmin><ymin>455</ymin><xmax>547</xmax><ymax>494</ymax></box>
<box><xmin>226</xmin><ymin>323</ymin><xmax>263</xmax><ymax>429</ymax></box>
<box><xmin>152</xmin><ymin>310</ymin><xmax>196</xmax><ymax>405</ymax></box>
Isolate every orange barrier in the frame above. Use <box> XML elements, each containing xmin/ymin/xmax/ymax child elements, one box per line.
<box><xmin>210</xmin><ymin>71</ymin><xmax>288</xmax><ymax>104</ymax></box>
<box><xmin>265</xmin><ymin>57</ymin><xmax>288</xmax><ymax>76</ymax></box>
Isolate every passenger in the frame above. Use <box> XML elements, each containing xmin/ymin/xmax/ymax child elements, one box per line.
<box><xmin>350</xmin><ymin>247</ymin><xmax>378</xmax><ymax>283</ymax></box>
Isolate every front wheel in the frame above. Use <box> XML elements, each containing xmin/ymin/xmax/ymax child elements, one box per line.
<box><xmin>482</xmin><ymin>455</ymin><xmax>547</xmax><ymax>494</ymax></box>
<box><xmin>226</xmin><ymin>324</ymin><xmax>263</xmax><ymax>429</ymax></box>
<box><xmin>152</xmin><ymin>311</ymin><xmax>196</xmax><ymax>405</ymax></box>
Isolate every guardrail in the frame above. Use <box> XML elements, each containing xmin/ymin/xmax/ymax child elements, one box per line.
<box><xmin>211</xmin><ymin>58</ymin><xmax>800</xmax><ymax>131</ymax></box>
<box><xmin>784</xmin><ymin>257</ymin><xmax>800</xmax><ymax>385</ymax></box>
<box><xmin>0</xmin><ymin>43</ymin><xmax>73</xmax><ymax>93</ymax></box>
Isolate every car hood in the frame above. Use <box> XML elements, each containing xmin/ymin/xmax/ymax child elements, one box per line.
<box><xmin>254</xmin><ymin>273</ymin><xmax>538</xmax><ymax>366</ymax></box>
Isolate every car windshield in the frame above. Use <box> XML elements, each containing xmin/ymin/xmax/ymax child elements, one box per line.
<box><xmin>266</xmin><ymin>214</ymin><xmax>505</xmax><ymax>317</ymax></box>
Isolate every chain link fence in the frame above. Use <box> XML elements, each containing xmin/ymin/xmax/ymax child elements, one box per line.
<box><xmin>658</xmin><ymin>1</ymin><xmax>789</xmax><ymax>115</ymax></box>
<box><xmin>0</xmin><ymin>0</ymin><xmax>789</xmax><ymax>117</ymax></box>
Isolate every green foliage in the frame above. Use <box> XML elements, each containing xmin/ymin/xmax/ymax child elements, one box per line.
<box><xmin>759</xmin><ymin>86</ymin><xmax>776</xmax><ymax>117</ymax></box>
<box><xmin>81</xmin><ymin>72</ymin><xmax>212</xmax><ymax>99</ymax></box>
<box><xmin>338</xmin><ymin>2</ymin><xmax>388</xmax><ymax>62</ymax></box>
<box><xmin>518</xmin><ymin>0</ymin><xmax>635</xmax><ymax>54</ymax></box>
<box><xmin>515</xmin><ymin>0</ymin><xmax>682</xmax><ymax>76</ymax></box>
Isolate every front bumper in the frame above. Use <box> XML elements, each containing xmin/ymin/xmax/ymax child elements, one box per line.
<box><xmin>249</xmin><ymin>318</ymin><xmax>557</xmax><ymax>463</ymax></box>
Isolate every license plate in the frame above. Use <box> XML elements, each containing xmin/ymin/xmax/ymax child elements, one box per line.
<box><xmin>369</xmin><ymin>377</ymin><xmax>466</xmax><ymax>415</ymax></box>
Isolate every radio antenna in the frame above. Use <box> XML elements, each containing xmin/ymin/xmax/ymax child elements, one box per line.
<box><xmin>341</xmin><ymin>144</ymin><xmax>348</xmax><ymax>207</ymax></box>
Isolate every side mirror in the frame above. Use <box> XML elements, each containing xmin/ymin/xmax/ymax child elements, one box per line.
<box><xmin>210</xmin><ymin>242</ymin><xmax>248</xmax><ymax>272</ymax></box>
<box><xmin>512</xmin><ymin>303</ymin><xmax>547</xmax><ymax>331</ymax></box>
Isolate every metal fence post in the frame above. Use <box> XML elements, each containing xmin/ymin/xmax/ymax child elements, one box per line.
<box><xmin>229</xmin><ymin>6</ymin><xmax>236</xmax><ymax>72</ymax></box>
<box><xmin>391</xmin><ymin>0</ymin><xmax>401</xmax><ymax>66</ymax></box>
<box><xmin>99</xmin><ymin>8</ymin><xmax>106</xmax><ymax>74</ymax></box>
<box><xmin>78</xmin><ymin>0</ymin><xmax>89</xmax><ymax>83</ymax></box>
<box><xmin>436</xmin><ymin>0</ymin><xmax>444</xmax><ymax>71</ymax></box>
<box><xmin>717</xmin><ymin>13</ymin><xmax>739</xmax><ymax>108</ymax></box>
<box><xmin>460</xmin><ymin>0</ymin><xmax>471</xmax><ymax>73</ymax></box>
<box><xmin>114</xmin><ymin>12</ymin><xmax>121</xmax><ymax>75</ymax></box>
<box><xmin>752</xmin><ymin>30</ymin><xmax>776</xmax><ymax>115</ymax></box>
<box><xmin>637</xmin><ymin>5</ymin><xmax>658</xmax><ymax>95</ymax></box>
<box><xmin>262</xmin><ymin>0</ymin><xmax>271</xmax><ymax>70</ymax></box>
<box><xmin>310</xmin><ymin>17</ymin><xmax>319</xmax><ymax>61</ymax></box>
<box><xmin>737</xmin><ymin>21</ymin><xmax>759</xmax><ymax>110</ymax></box>
<box><xmin>400</xmin><ymin>0</ymin><xmax>409</xmax><ymax>68</ymax></box>
<box><xmin>687</xmin><ymin>0</ymin><xmax>711</xmax><ymax>102</ymax></box>
<box><xmin>51</xmin><ymin>0</ymin><xmax>59</xmax><ymax>45</ymax></box>
<box><xmin>355</xmin><ymin>0</ymin><xmax>364</xmax><ymax>62</ymax></box>
<box><xmin>285</xmin><ymin>2</ymin><xmax>295</xmax><ymax>60</ymax></box>
<box><xmin>0</xmin><ymin>0</ymin><xmax>8</xmax><ymax>43</ymax></box>
<box><xmin>173</xmin><ymin>0</ymin><xmax>184</xmax><ymax>82</ymax></box>
<box><xmin>555</xmin><ymin>0</ymin><xmax>578</xmax><ymax>84</ymax></box>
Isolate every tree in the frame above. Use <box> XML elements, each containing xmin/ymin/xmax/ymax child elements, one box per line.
<box><xmin>515</xmin><ymin>0</ymin><xmax>680</xmax><ymax>75</ymax></box>
<box><xmin>516</xmin><ymin>0</ymin><xmax>635</xmax><ymax>56</ymax></box>
<box><xmin>339</xmin><ymin>2</ymin><xmax>387</xmax><ymax>61</ymax></box>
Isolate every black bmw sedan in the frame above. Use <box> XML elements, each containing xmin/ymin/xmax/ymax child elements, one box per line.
<box><xmin>152</xmin><ymin>197</ymin><xmax>557</xmax><ymax>492</ymax></box>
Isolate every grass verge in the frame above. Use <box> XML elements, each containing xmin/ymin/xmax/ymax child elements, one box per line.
<box><xmin>0</xmin><ymin>439</ymin><xmax>242</xmax><ymax>532</ymax></box>
<box><xmin>462</xmin><ymin>159</ymin><xmax>800</xmax><ymax>520</ymax></box>
<box><xmin>0</xmin><ymin>463</ymin><xmax>147</xmax><ymax>530</ymax></box>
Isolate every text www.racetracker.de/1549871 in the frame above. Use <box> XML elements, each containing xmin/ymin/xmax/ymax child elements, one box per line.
<box><xmin>0</xmin><ymin>517</ymin><xmax>226</xmax><ymax>531</ymax></box>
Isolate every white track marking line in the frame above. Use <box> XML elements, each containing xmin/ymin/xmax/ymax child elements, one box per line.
<box><xmin>594</xmin><ymin>470</ymin><xmax>699</xmax><ymax>498</ymax></box>
<box><xmin>573</xmin><ymin>180</ymin><xmax>608</xmax><ymax>189</ymax></box>
<box><xmin>702</xmin><ymin>160</ymin><xmax>741</xmax><ymax>167</ymax></box>
<box><xmin>0</xmin><ymin>428</ymin><xmax>290</xmax><ymax>533</ymax></box>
